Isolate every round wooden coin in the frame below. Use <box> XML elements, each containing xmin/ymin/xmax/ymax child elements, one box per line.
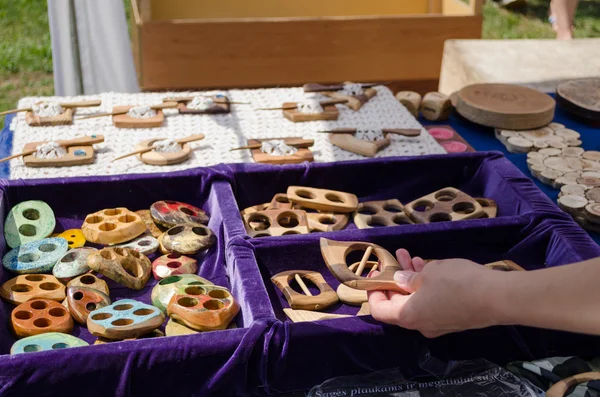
<box><xmin>561</xmin><ymin>184</ymin><xmax>586</xmax><ymax>196</ymax></box>
<box><xmin>577</xmin><ymin>177</ymin><xmax>600</xmax><ymax>187</ymax></box>
<box><xmin>136</xmin><ymin>139</ymin><xmax>192</xmax><ymax>166</ymax></box>
<box><xmin>556</xmin><ymin>78</ymin><xmax>600</xmax><ymax>121</ymax></box>
<box><xmin>584</xmin><ymin>203</ymin><xmax>600</xmax><ymax>224</ymax></box>
<box><xmin>558</xmin><ymin>194</ymin><xmax>588</xmax><ymax>216</ymax></box>
<box><xmin>586</xmin><ymin>187</ymin><xmax>600</xmax><ymax>202</ymax></box>
<box><xmin>456</xmin><ymin>84</ymin><xmax>555</xmax><ymax>130</ymax></box>
<box><xmin>583</xmin><ymin>151</ymin><xmax>600</xmax><ymax>162</ymax></box>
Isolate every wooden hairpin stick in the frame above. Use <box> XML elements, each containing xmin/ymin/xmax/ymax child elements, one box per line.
<box><xmin>163</xmin><ymin>96</ymin><xmax>250</xmax><ymax>105</ymax></box>
<box><xmin>230</xmin><ymin>138</ymin><xmax>314</xmax><ymax>151</ymax></box>
<box><xmin>317</xmin><ymin>128</ymin><xmax>421</xmax><ymax>137</ymax></box>
<box><xmin>257</xmin><ymin>99</ymin><xmax>348</xmax><ymax>111</ymax></box>
<box><xmin>303</xmin><ymin>82</ymin><xmax>385</xmax><ymax>93</ymax></box>
<box><xmin>112</xmin><ymin>134</ymin><xmax>205</xmax><ymax>162</ymax></box>
<box><xmin>354</xmin><ymin>246</ymin><xmax>373</xmax><ymax>276</ymax></box>
<box><xmin>271</xmin><ymin>270</ymin><xmax>338</xmax><ymax>311</ymax></box>
<box><xmin>76</xmin><ymin>102</ymin><xmax>178</xmax><ymax>120</ymax></box>
<box><xmin>0</xmin><ymin>100</ymin><xmax>102</xmax><ymax>117</ymax></box>
<box><xmin>0</xmin><ymin>135</ymin><xmax>105</xmax><ymax>163</ymax></box>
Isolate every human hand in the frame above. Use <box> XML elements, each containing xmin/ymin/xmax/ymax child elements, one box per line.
<box><xmin>367</xmin><ymin>249</ymin><xmax>502</xmax><ymax>338</ymax></box>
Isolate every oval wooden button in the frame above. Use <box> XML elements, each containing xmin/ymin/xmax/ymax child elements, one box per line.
<box><xmin>52</xmin><ymin>247</ymin><xmax>97</xmax><ymax>282</ymax></box>
<box><xmin>152</xmin><ymin>253</ymin><xmax>198</xmax><ymax>280</ymax></box>
<box><xmin>11</xmin><ymin>299</ymin><xmax>74</xmax><ymax>338</ymax></box>
<box><xmin>150</xmin><ymin>201</ymin><xmax>209</xmax><ymax>228</ymax></box>
<box><xmin>4</xmin><ymin>200</ymin><xmax>56</xmax><ymax>249</ymax></box>
<box><xmin>11</xmin><ymin>332</ymin><xmax>88</xmax><ymax>354</ymax></box>
<box><xmin>3</xmin><ymin>237</ymin><xmax>69</xmax><ymax>274</ymax></box>
<box><xmin>167</xmin><ymin>285</ymin><xmax>239</xmax><ymax>331</ymax></box>
<box><xmin>67</xmin><ymin>274</ymin><xmax>110</xmax><ymax>296</ymax></box>
<box><xmin>87</xmin><ymin>299</ymin><xmax>165</xmax><ymax>340</ymax></box>
<box><xmin>151</xmin><ymin>274</ymin><xmax>213</xmax><ymax>313</ymax></box>
<box><xmin>0</xmin><ymin>274</ymin><xmax>66</xmax><ymax>305</ymax></box>
<box><xmin>161</xmin><ymin>224</ymin><xmax>216</xmax><ymax>255</ymax></box>
<box><xmin>66</xmin><ymin>286</ymin><xmax>111</xmax><ymax>325</ymax></box>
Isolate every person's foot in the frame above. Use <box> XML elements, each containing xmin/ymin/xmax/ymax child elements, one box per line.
<box><xmin>496</xmin><ymin>0</ymin><xmax>527</xmax><ymax>9</ymax></box>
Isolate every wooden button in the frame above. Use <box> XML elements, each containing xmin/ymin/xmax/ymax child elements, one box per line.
<box><xmin>66</xmin><ymin>286</ymin><xmax>111</xmax><ymax>325</ymax></box>
<box><xmin>475</xmin><ymin>198</ymin><xmax>498</xmax><ymax>218</ymax></box>
<box><xmin>271</xmin><ymin>270</ymin><xmax>338</xmax><ymax>311</ymax></box>
<box><xmin>558</xmin><ymin>194</ymin><xmax>588</xmax><ymax>216</ymax></box>
<box><xmin>152</xmin><ymin>253</ymin><xmax>198</xmax><ymax>280</ymax></box>
<box><xmin>11</xmin><ymin>299</ymin><xmax>74</xmax><ymax>338</ymax></box>
<box><xmin>87</xmin><ymin>248</ymin><xmax>151</xmax><ymax>290</ymax></box>
<box><xmin>404</xmin><ymin>188</ymin><xmax>484</xmax><ymax>223</ymax></box>
<box><xmin>56</xmin><ymin>229</ymin><xmax>86</xmax><ymax>249</ymax></box>
<box><xmin>150</xmin><ymin>200</ymin><xmax>209</xmax><ymax>228</ymax></box>
<box><xmin>353</xmin><ymin>199</ymin><xmax>412</xmax><ymax>229</ymax></box>
<box><xmin>243</xmin><ymin>209</ymin><xmax>310</xmax><ymax>237</ymax></box>
<box><xmin>135</xmin><ymin>209</ymin><xmax>165</xmax><ymax>238</ymax></box>
<box><xmin>268</xmin><ymin>193</ymin><xmax>294</xmax><ymax>210</ymax></box>
<box><xmin>4</xmin><ymin>200</ymin><xmax>56</xmax><ymax>249</ymax></box>
<box><xmin>52</xmin><ymin>247</ymin><xmax>96</xmax><ymax>282</ymax></box>
<box><xmin>286</xmin><ymin>186</ymin><xmax>359</xmax><ymax>213</ymax></box>
<box><xmin>305</xmin><ymin>212</ymin><xmax>349</xmax><ymax>233</ymax></box>
<box><xmin>113</xmin><ymin>234</ymin><xmax>159</xmax><ymax>255</ymax></box>
<box><xmin>165</xmin><ymin>318</ymin><xmax>199</xmax><ymax>336</ymax></box>
<box><xmin>0</xmin><ymin>274</ymin><xmax>66</xmax><ymax>305</ymax></box>
<box><xmin>67</xmin><ymin>274</ymin><xmax>109</xmax><ymax>296</ymax></box>
<box><xmin>94</xmin><ymin>329</ymin><xmax>164</xmax><ymax>345</ymax></box>
<box><xmin>151</xmin><ymin>274</ymin><xmax>213</xmax><ymax>313</ymax></box>
<box><xmin>577</xmin><ymin>177</ymin><xmax>600</xmax><ymax>187</ymax></box>
<box><xmin>11</xmin><ymin>332</ymin><xmax>88</xmax><ymax>354</ymax></box>
<box><xmin>81</xmin><ymin>208</ymin><xmax>146</xmax><ymax>245</ymax></box>
<box><xmin>87</xmin><ymin>299</ymin><xmax>165</xmax><ymax>340</ymax></box>
<box><xmin>161</xmin><ymin>224</ymin><xmax>216</xmax><ymax>255</ymax></box>
<box><xmin>3</xmin><ymin>237</ymin><xmax>69</xmax><ymax>274</ymax></box>
<box><xmin>167</xmin><ymin>285</ymin><xmax>239</xmax><ymax>331</ymax></box>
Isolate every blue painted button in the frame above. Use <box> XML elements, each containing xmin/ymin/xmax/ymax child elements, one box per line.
<box><xmin>11</xmin><ymin>332</ymin><xmax>88</xmax><ymax>354</ymax></box>
<box><xmin>3</xmin><ymin>238</ymin><xmax>69</xmax><ymax>274</ymax></box>
<box><xmin>87</xmin><ymin>299</ymin><xmax>165</xmax><ymax>340</ymax></box>
<box><xmin>74</xmin><ymin>149</ymin><xmax>86</xmax><ymax>156</ymax></box>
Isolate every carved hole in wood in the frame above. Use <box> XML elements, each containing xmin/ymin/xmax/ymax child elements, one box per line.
<box><xmin>24</xmin><ymin>345</ymin><xmax>42</xmax><ymax>352</ymax></box>
<box><xmin>159</xmin><ymin>276</ymin><xmax>181</xmax><ymax>285</ymax></box>
<box><xmin>277</xmin><ymin>212</ymin><xmax>299</xmax><ymax>228</ymax></box>
<box><xmin>366</xmin><ymin>218</ymin><xmax>387</xmax><ymax>227</ymax></box>
<box><xmin>167</xmin><ymin>253</ymin><xmax>181</xmax><ymax>259</ymax></box>
<box><xmin>48</xmin><ymin>307</ymin><xmax>67</xmax><ymax>317</ymax></box>
<box><xmin>61</xmin><ymin>252</ymin><xmax>79</xmax><ymax>262</ymax></box>
<box><xmin>413</xmin><ymin>200</ymin><xmax>433</xmax><ymax>212</ymax></box>
<box><xmin>393</xmin><ymin>216</ymin><xmax>411</xmax><ymax>225</ymax></box>
<box><xmin>104</xmin><ymin>209</ymin><xmax>122</xmax><ymax>216</ymax></box>
<box><xmin>204</xmin><ymin>300</ymin><xmax>224</xmax><ymax>310</ymax></box>
<box><xmin>30</xmin><ymin>301</ymin><xmax>48</xmax><ymax>310</ymax></box>
<box><xmin>434</xmin><ymin>190</ymin><xmax>457</xmax><ymax>201</ymax></box>
<box><xmin>247</xmin><ymin>213</ymin><xmax>270</xmax><ymax>231</ymax></box>
<box><xmin>80</xmin><ymin>275</ymin><xmax>96</xmax><ymax>285</ymax></box>
<box><xmin>184</xmin><ymin>286</ymin><xmax>206</xmax><ymax>295</ymax></box>
<box><xmin>208</xmin><ymin>289</ymin><xmax>229</xmax><ymax>299</ymax></box>
<box><xmin>112</xmin><ymin>318</ymin><xmax>134</xmax><ymax>326</ymax></box>
<box><xmin>14</xmin><ymin>311</ymin><xmax>32</xmax><ymax>320</ymax></box>
<box><xmin>114</xmin><ymin>304</ymin><xmax>133</xmax><ymax>311</ymax></box>
<box><xmin>39</xmin><ymin>283</ymin><xmax>59</xmax><ymax>291</ymax></box>
<box><xmin>118</xmin><ymin>214</ymin><xmax>136</xmax><ymax>223</ymax></box>
<box><xmin>19</xmin><ymin>224</ymin><xmax>37</xmax><ymax>236</ymax></box>
<box><xmin>86</xmin><ymin>215</ymin><xmax>103</xmax><ymax>224</ymax></box>
<box><xmin>92</xmin><ymin>313</ymin><xmax>112</xmax><ymax>320</ymax></box>
<box><xmin>325</xmin><ymin>193</ymin><xmax>344</xmax><ymax>203</ymax></box>
<box><xmin>99</xmin><ymin>223</ymin><xmax>117</xmax><ymax>232</ymax></box>
<box><xmin>133</xmin><ymin>308</ymin><xmax>154</xmax><ymax>316</ymax></box>
<box><xmin>11</xmin><ymin>284</ymin><xmax>32</xmax><ymax>293</ymax></box>
<box><xmin>39</xmin><ymin>244</ymin><xmax>57</xmax><ymax>252</ymax></box>
<box><xmin>73</xmin><ymin>291</ymin><xmax>84</xmax><ymax>300</ymax></box>
<box><xmin>192</xmin><ymin>226</ymin><xmax>208</xmax><ymax>236</ymax></box>
<box><xmin>52</xmin><ymin>343</ymin><xmax>69</xmax><ymax>349</ymax></box>
<box><xmin>178</xmin><ymin>297</ymin><xmax>198</xmax><ymax>307</ymax></box>
<box><xmin>138</xmin><ymin>240</ymin><xmax>151</xmax><ymax>246</ymax></box>
<box><xmin>25</xmin><ymin>275</ymin><xmax>44</xmax><ymax>282</ymax></box>
<box><xmin>34</xmin><ymin>318</ymin><xmax>51</xmax><ymax>327</ymax></box>
<box><xmin>122</xmin><ymin>259</ymin><xmax>142</xmax><ymax>278</ymax></box>
<box><xmin>86</xmin><ymin>302</ymin><xmax>97</xmax><ymax>311</ymax></box>
<box><xmin>452</xmin><ymin>202</ymin><xmax>476</xmax><ymax>215</ymax></box>
<box><xmin>282</xmin><ymin>230</ymin><xmax>300</xmax><ymax>235</ymax></box>
<box><xmin>290</xmin><ymin>277</ymin><xmax>320</xmax><ymax>296</ymax></box>
<box><xmin>167</xmin><ymin>261</ymin><xmax>181</xmax><ymax>268</ymax></box>
<box><xmin>19</xmin><ymin>253</ymin><xmax>40</xmax><ymax>263</ymax></box>
<box><xmin>22</xmin><ymin>208</ymin><xmax>40</xmax><ymax>220</ymax></box>
<box><xmin>180</xmin><ymin>207</ymin><xmax>195</xmax><ymax>216</ymax></box>
<box><xmin>383</xmin><ymin>205</ymin><xmax>403</xmax><ymax>213</ymax></box>
<box><xmin>276</xmin><ymin>196</ymin><xmax>290</xmax><ymax>203</ymax></box>
<box><xmin>429</xmin><ymin>213</ymin><xmax>452</xmax><ymax>222</ymax></box>
<box><xmin>318</xmin><ymin>216</ymin><xmax>336</xmax><ymax>225</ymax></box>
<box><xmin>296</xmin><ymin>190</ymin><xmax>316</xmax><ymax>199</ymax></box>
<box><xmin>100</xmin><ymin>250</ymin><xmax>116</xmax><ymax>260</ymax></box>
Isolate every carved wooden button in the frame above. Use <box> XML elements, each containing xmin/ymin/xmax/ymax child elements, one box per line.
<box><xmin>11</xmin><ymin>299</ymin><xmax>74</xmax><ymax>338</ymax></box>
<box><xmin>151</xmin><ymin>274</ymin><xmax>213</xmax><ymax>313</ymax></box>
<box><xmin>0</xmin><ymin>274</ymin><xmax>66</xmax><ymax>305</ymax></box>
<box><xmin>3</xmin><ymin>237</ymin><xmax>68</xmax><ymax>274</ymax></box>
<box><xmin>56</xmin><ymin>229</ymin><xmax>86</xmax><ymax>249</ymax></box>
<box><xmin>243</xmin><ymin>209</ymin><xmax>310</xmax><ymax>237</ymax></box>
<box><xmin>287</xmin><ymin>186</ymin><xmax>359</xmax><ymax>213</ymax></box>
<box><xmin>404</xmin><ymin>188</ymin><xmax>484</xmax><ymax>223</ymax></box>
<box><xmin>87</xmin><ymin>248</ymin><xmax>151</xmax><ymax>290</ymax></box>
<box><xmin>4</xmin><ymin>200</ymin><xmax>56</xmax><ymax>248</ymax></box>
<box><xmin>271</xmin><ymin>270</ymin><xmax>339</xmax><ymax>311</ymax></box>
<box><xmin>152</xmin><ymin>253</ymin><xmax>198</xmax><ymax>280</ymax></box>
<box><xmin>135</xmin><ymin>209</ymin><xmax>165</xmax><ymax>238</ymax></box>
<box><xmin>161</xmin><ymin>224</ymin><xmax>216</xmax><ymax>255</ymax></box>
<box><xmin>150</xmin><ymin>200</ymin><xmax>209</xmax><ymax>228</ymax></box>
<box><xmin>66</xmin><ymin>286</ymin><xmax>111</xmax><ymax>325</ymax></box>
<box><xmin>113</xmin><ymin>234</ymin><xmax>159</xmax><ymax>255</ymax></box>
<box><xmin>353</xmin><ymin>199</ymin><xmax>412</xmax><ymax>229</ymax></box>
<box><xmin>81</xmin><ymin>207</ymin><xmax>146</xmax><ymax>245</ymax></box>
<box><xmin>167</xmin><ymin>285</ymin><xmax>239</xmax><ymax>331</ymax></box>
<box><xmin>67</xmin><ymin>274</ymin><xmax>109</xmax><ymax>296</ymax></box>
<box><xmin>87</xmin><ymin>299</ymin><xmax>165</xmax><ymax>340</ymax></box>
<box><xmin>11</xmin><ymin>332</ymin><xmax>88</xmax><ymax>354</ymax></box>
<box><xmin>52</xmin><ymin>247</ymin><xmax>97</xmax><ymax>282</ymax></box>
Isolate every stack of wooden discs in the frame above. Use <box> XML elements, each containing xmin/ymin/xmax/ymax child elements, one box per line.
<box><xmin>495</xmin><ymin>123</ymin><xmax>581</xmax><ymax>153</ymax></box>
<box><xmin>558</xmin><ymin>181</ymin><xmax>600</xmax><ymax>232</ymax></box>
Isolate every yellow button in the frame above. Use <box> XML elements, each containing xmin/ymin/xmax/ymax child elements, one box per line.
<box><xmin>58</xmin><ymin>229</ymin><xmax>86</xmax><ymax>249</ymax></box>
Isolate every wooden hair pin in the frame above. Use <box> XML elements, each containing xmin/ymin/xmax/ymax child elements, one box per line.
<box><xmin>317</xmin><ymin>128</ymin><xmax>421</xmax><ymax>137</ymax></box>
<box><xmin>0</xmin><ymin>135</ymin><xmax>105</xmax><ymax>164</ymax></box>
<box><xmin>76</xmin><ymin>102</ymin><xmax>178</xmax><ymax>120</ymax></box>
<box><xmin>0</xmin><ymin>100</ymin><xmax>102</xmax><ymax>117</ymax></box>
<box><xmin>271</xmin><ymin>270</ymin><xmax>338</xmax><ymax>311</ymax></box>
<box><xmin>230</xmin><ymin>138</ymin><xmax>314</xmax><ymax>151</ymax></box>
<box><xmin>256</xmin><ymin>99</ymin><xmax>348</xmax><ymax>111</ymax></box>
<box><xmin>112</xmin><ymin>134</ymin><xmax>205</xmax><ymax>162</ymax></box>
<box><xmin>163</xmin><ymin>96</ymin><xmax>250</xmax><ymax>105</ymax></box>
<box><xmin>303</xmin><ymin>82</ymin><xmax>387</xmax><ymax>93</ymax></box>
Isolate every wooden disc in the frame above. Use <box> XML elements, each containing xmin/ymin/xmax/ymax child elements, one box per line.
<box><xmin>539</xmin><ymin>169</ymin><xmax>563</xmax><ymax>185</ymax></box>
<box><xmin>543</xmin><ymin>157</ymin><xmax>574</xmax><ymax>173</ymax></box>
<box><xmin>581</xmin><ymin>171</ymin><xmax>600</xmax><ymax>178</ymax></box>
<box><xmin>577</xmin><ymin>176</ymin><xmax>600</xmax><ymax>187</ymax></box>
<box><xmin>506</xmin><ymin>137</ymin><xmax>533</xmax><ymax>153</ymax></box>
<box><xmin>519</xmin><ymin>127</ymin><xmax>553</xmax><ymax>141</ymax></box>
<box><xmin>549</xmin><ymin>141</ymin><xmax>568</xmax><ymax>149</ymax></box>
<box><xmin>554</xmin><ymin>128</ymin><xmax>581</xmax><ymax>140</ymax></box>
<box><xmin>527</xmin><ymin>151</ymin><xmax>546</xmax><ymax>160</ymax></box>
<box><xmin>538</xmin><ymin>148</ymin><xmax>562</xmax><ymax>156</ymax></box>
<box><xmin>533</xmin><ymin>141</ymin><xmax>549</xmax><ymax>149</ymax></box>
<box><xmin>548</xmin><ymin>122</ymin><xmax>565</xmax><ymax>131</ymax></box>
<box><xmin>529</xmin><ymin>163</ymin><xmax>547</xmax><ymax>177</ymax></box>
<box><xmin>558</xmin><ymin>194</ymin><xmax>588</xmax><ymax>216</ymax></box>
<box><xmin>456</xmin><ymin>84</ymin><xmax>555</xmax><ymax>130</ymax></box>
<box><xmin>526</xmin><ymin>157</ymin><xmax>544</xmax><ymax>167</ymax></box>
<box><xmin>586</xmin><ymin>187</ymin><xmax>600</xmax><ymax>202</ymax></box>
<box><xmin>567</xmin><ymin>139</ymin><xmax>582</xmax><ymax>147</ymax></box>
<box><xmin>584</xmin><ymin>203</ymin><xmax>600</xmax><ymax>223</ymax></box>
<box><xmin>583</xmin><ymin>151</ymin><xmax>600</xmax><ymax>162</ymax></box>
<box><xmin>556</xmin><ymin>78</ymin><xmax>600</xmax><ymax>121</ymax></box>
<box><xmin>561</xmin><ymin>184</ymin><xmax>586</xmax><ymax>196</ymax></box>
<box><xmin>561</xmin><ymin>147</ymin><xmax>585</xmax><ymax>157</ymax></box>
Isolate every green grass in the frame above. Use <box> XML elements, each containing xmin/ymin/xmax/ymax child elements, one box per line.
<box><xmin>0</xmin><ymin>0</ymin><xmax>599</xmax><ymax>118</ymax></box>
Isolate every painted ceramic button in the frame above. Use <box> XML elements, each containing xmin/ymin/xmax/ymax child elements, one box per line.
<box><xmin>3</xmin><ymin>238</ymin><xmax>68</xmax><ymax>274</ymax></box>
<box><xmin>0</xmin><ymin>274</ymin><xmax>65</xmax><ymax>305</ymax></box>
<box><xmin>67</xmin><ymin>274</ymin><xmax>109</xmax><ymax>295</ymax></box>
<box><xmin>135</xmin><ymin>209</ymin><xmax>165</xmax><ymax>238</ymax></box>
<box><xmin>167</xmin><ymin>285</ymin><xmax>239</xmax><ymax>331</ymax></box>
<box><xmin>11</xmin><ymin>299</ymin><xmax>74</xmax><ymax>338</ymax></box>
<box><xmin>66</xmin><ymin>286</ymin><xmax>111</xmax><ymax>325</ymax></box>
<box><xmin>94</xmin><ymin>329</ymin><xmax>164</xmax><ymax>345</ymax></box>
<box><xmin>52</xmin><ymin>247</ymin><xmax>97</xmax><ymax>282</ymax></box>
<box><xmin>4</xmin><ymin>200</ymin><xmax>56</xmax><ymax>249</ymax></box>
<box><xmin>81</xmin><ymin>207</ymin><xmax>146</xmax><ymax>245</ymax></box>
<box><xmin>87</xmin><ymin>248</ymin><xmax>151</xmax><ymax>290</ymax></box>
<box><xmin>113</xmin><ymin>234</ymin><xmax>159</xmax><ymax>255</ymax></box>
<box><xmin>161</xmin><ymin>224</ymin><xmax>216</xmax><ymax>255</ymax></box>
<box><xmin>150</xmin><ymin>200</ymin><xmax>209</xmax><ymax>228</ymax></box>
<box><xmin>152</xmin><ymin>253</ymin><xmax>198</xmax><ymax>280</ymax></box>
<box><xmin>151</xmin><ymin>274</ymin><xmax>213</xmax><ymax>313</ymax></box>
<box><xmin>56</xmin><ymin>229</ymin><xmax>86</xmax><ymax>249</ymax></box>
<box><xmin>165</xmin><ymin>318</ymin><xmax>199</xmax><ymax>336</ymax></box>
<box><xmin>11</xmin><ymin>332</ymin><xmax>88</xmax><ymax>354</ymax></box>
<box><xmin>87</xmin><ymin>299</ymin><xmax>165</xmax><ymax>340</ymax></box>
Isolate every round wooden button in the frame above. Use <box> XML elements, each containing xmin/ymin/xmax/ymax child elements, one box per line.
<box><xmin>4</xmin><ymin>200</ymin><xmax>56</xmax><ymax>249</ymax></box>
<box><xmin>56</xmin><ymin>229</ymin><xmax>86</xmax><ymax>249</ymax></box>
<box><xmin>11</xmin><ymin>299</ymin><xmax>74</xmax><ymax>338</ymax></box>
<box><xmin>577</xmin><ymin>177</ymin><xmax>600</xmax><ymax>187</ymax></box>
<box><xmin>0</xmin><ymin>274</ymin><xmax>65</xmax><ymax>305</ymax></box>
<box><xmin>558</xmin><ymin>195</ymin><xmax>588</xmax><ymax>216</ymax></box>
<box><xmin>584</xmin><ymin>203</ymin><xmax>600</xmax><ymax>224</ymax></box>
<box><xmin>586</xmin><ymin>187</ymin><xmax>600</xmax><ymax>202</ymax></box>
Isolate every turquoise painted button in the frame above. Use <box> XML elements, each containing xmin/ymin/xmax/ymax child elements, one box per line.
<box><xmin>4</xmin><ymin>201</ymin><xmax>56</xmax><ymax>248</ymax></box>
<box><xmin>11</xmin><ymin>332</ymin><xmax>88</xmax><ymax>354</ymax></box>
<box><xmin>52</xmin><ymin>247</ymin><xmax>97</xmax><ymax>281</ymax></box>
<box><xmin>87</xmin><ymin>299</ymin><xmax>165</xmax><ymax>340</ymax></box>
<box><xmin>3</xmin><ymin>238</ymin><xmax>68</xmax><ymax>274</ymax></box>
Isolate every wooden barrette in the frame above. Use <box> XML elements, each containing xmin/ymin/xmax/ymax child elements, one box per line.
<box><xmin>271</xmin><ymin>270</ymin><xmax>338</xmax><ymax>311</ymax></box>
<box><xmin>0</xmin><ymin>100</ymin><xmax>101</xmax><ymax>117</ymax></box>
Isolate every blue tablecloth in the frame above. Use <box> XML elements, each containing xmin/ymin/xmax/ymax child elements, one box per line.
<box><xmin>2</xmin><ymin>99</ymin><xmax>599</xmax><ymax>245</ymax></box>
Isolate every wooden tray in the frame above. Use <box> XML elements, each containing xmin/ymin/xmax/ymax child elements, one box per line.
<box><xmin>249</xmin><ymin>138</ymin><xmax>313</xmax><ymax>164</ymax></box>
<box><xmin>22</xmin><ymin>142</ymin><xmax>95</xmax><ymax>167</ymax></box>
<box><xmin>556</xmin><ymin>78</ymin><xmax>600</xmax><ymax>122</ymax></box>
<box><xmin>25</xmin><ymin>108</ymin><xmax>74</xmax><ymax>127</ymax></box>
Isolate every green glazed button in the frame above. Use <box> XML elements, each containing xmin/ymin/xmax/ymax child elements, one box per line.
<box><xmin>4</xmin><ymin>201</ymin><xmax>56</xmax><ymax>248</ymax></box>
<box><xmin>11</xmin><ymin>332</ymin><xmax>88</xmax><ymax>354</ymax></box>
<box><xmin>151</xmin><ymin>274</ymin><xmax>213</xmax><ymax>313</ymax></box>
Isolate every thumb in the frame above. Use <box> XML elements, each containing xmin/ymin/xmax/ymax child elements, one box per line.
<box><xmin>393</xmin><ymin>270</ymin><xmax>421</xmax><ymax>293</ymax></box>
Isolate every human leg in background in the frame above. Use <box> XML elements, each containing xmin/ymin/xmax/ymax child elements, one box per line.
<box><xmin>550</xmin><ymin>0</ymin><xmax>580</xmax><ymax>40</ymax></box>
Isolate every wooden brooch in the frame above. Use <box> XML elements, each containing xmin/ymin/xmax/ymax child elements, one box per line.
<box><xmin>167</xmin><ymin>285</ymin><xmax>239</xmax><ymax>331</ymax></box>
<box><xmin>495</xmin><ymin>124</ymin><xmax>581</xmax><ymax>153</ymax></box>
<box><xmin>81</xmin><ymin>207</ymin><xmax>146</xmax><ymax>245</ymax></box>
<box><xmin>243</xmin><ymin>209</ymin><xmax>310</xmax><ymax>237</ymax></box>
<box><xmin>151</xmin><ymin>274</ymin><xmax>213</xmax><ymax>314</ymax></box>
<box><xmin>336</xmin><ymin>260</ymin><xmax>378</xmax><ymax>305</ymax></box>
<box><xmin>11</xmin><ymin>299</ymin><xmax>74</xmax><ymax>338</ymax></box>
<box><xmin>455</xmin><ymin>83</ymin><xmax>555</xmax><ymax>130</ymax></box>
<box><xmin>87</xmin><ymin>248</ymin><xmax>152</xmax><ymax>290</ymax></box>
<box><xmin>165</xmin><ymin>94</ymin><xmax>232</xmax><ymax>114</ymax></box>
<box><xmin>287</xmin><ymin>186</ymin><xmax>359</xmax><ymax>213</ymax></box>
<box><xmin>65</xmin><ymin>286</ymin><xmax>111</xmax><ymax>325</ymax></box>
<box><xmin>403</xmin><ymin>188</ymin><xmax>484</xmax><ymax>223</ymax></box>
<box><xmin>271</xmin><ymin>270</ymin><xmax>339</xmax><ymax>311</ymax></box>
<box><xmin>0</xmin><ymin>274</ymin><xmax>66</xmax><ymax>305</ymax></box>
<box><xmin>150</xmin><ymin>200</ymin><xmax>209</xmax><ymax>228</ymax></box>
<box><xmin>161</xmin><ymin>224</ymin><xmax>216</xmax><ymax>255</ymax></box>
<box><xmin>4</xmin><ymin>200</ymin><xmax>55</xmax><ymax>249</ymax></box>
<box><xmin>11</xmin><ymin>333</ymin><xmax>88</xmax><ymax>354</ymax></box>
<box><xmin>3</xmin><ymin>238</ymin><xmax>69</xmax><ymax>274</ymax></box>
<box><xmin>556</xmin><ymin>78</ymin><xmax>600</xmax><ymax>122</ymax></box>
<box><xmin>21</xmin><ymin>100</ymin><xmax>101</xmax><ymax>127</ymax></box>
<box><xmin>426</xmin><ymin>126</ymin><xmax>475</xmax><ymax>153</ymax></box>
<box><xmin>320</xmin><ymin>238</ymin><xmax>407</xmax><ymax>293</ymax></box>
<box><xmin>152</xmin><ymin>253</ymin><xmax>198</xmax><ymax>280</ymax></box>
<box><xmin>353</xmin><ymin>199</ymin><xmax>412</xmax><ymax>229</ymax></box>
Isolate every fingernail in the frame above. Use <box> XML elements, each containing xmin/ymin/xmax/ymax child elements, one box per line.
<box><xmin>394</xmin><ymin>271</ymin><xmax>411</xmax><ymax>284</ymax></box>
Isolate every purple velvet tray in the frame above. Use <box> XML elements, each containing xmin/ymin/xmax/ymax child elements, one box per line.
<box><xmin>0</xmin><ymin>152</ymin><xmax>598</xmax><ymax>396</ymax></box>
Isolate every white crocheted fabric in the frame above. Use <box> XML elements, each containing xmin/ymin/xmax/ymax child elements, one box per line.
<box><xmin>9</xmin><ymin>86</ymin><xmax>444</xmax><ymax>179</ymax></box>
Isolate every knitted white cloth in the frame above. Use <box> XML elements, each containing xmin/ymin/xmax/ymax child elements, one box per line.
<box><xmin>9</xmin><ymin>86</ymin><xmax>444</xmax><ymax>179</ymax></box>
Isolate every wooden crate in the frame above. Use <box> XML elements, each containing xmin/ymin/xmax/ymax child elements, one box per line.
<box><xmin>131</xmin><ymin>0</ymin><xmax>482</xmax><ymax>92</ymax></box>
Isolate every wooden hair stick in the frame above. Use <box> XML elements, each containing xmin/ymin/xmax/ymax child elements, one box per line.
<box><xmin>77</xmin><ymin>101</ymin><xmax>178</xmax><ymax>120</ymax></box>
<box><xmin>230</xmin><ymin>138</ymin><xmax>314</xmax><ymax>151</ymax></box>
<box><xmin>303</xmin><ymin>82</ymin><xmax>388</xmax><ymax>93</ymax></box>
<box><xmin>355</xmin><ymin>246</ymin><xmax>373</xmax><ymax>276</ymax></box>
<box><xmin>112</xmin><ymin>134</ymin><xmax>205</xmax><ymax>162</ymax></box>
<box><xmin>294</xmin><ymin>274</ymin><xmax>312</xmax><ymax>296</ymax></box>
<box><xmin>256</xmin><ymin>99</ymin><xmax>348</xmax><ymax>111</ymax></box>
<box><xmin>0</xmin><ymin>100</ymin><xmax>102</xmax><ymax>117</ymax></box>
<box><xmin>0</xmin><ymin>135</ymin><xmax>105</xmax><ymax>163</ymax></box>
<box><xmin>317</xmin><ymin>128</ymin><xmax>421</xmax><ymax>137</ymax></box>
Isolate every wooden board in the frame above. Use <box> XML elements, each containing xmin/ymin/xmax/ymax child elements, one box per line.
<box><xmin>249</xmin><ymin>138</ymin><xmax>313</xmax><ymax>165</ymax></box>
<box><xmin>176</xmin><ymin>95</ymin><xmax>231</xmax><ymax>114</ymax></box>
<box><xmin>323</xmin><ymin>87</ymin><xmax>377</xmax><ymax>111</ymax></box>
<box><xmin>328</xmin><ymin>132</ymin><xmax>390</xmax><ymax>157</ymax></box>
<box><xmin>22</xmin><ymin>142</ymin><xmax>95</xmax><ymax>168</ymax></box>
<box><xmin>25</xmin><ymin>108</ymin><xmax>74</xmax><ymax>127</ymax></box>
<box><xmin>425</xmin><ymin>125</ymin><xmax>475</xmax><ymax>153</ymax></box>
<box><xmin>283</xmin><ymin>103</ymin><xmax>339</xmax><ymax>122</ymax></box>
<box><xmin>556</xmin><ymin>78</ymin><xmax>600</xmax><ymax>122</ymax></box>
<box><xmin>455</xmin><ymin>84</ymin><xmax>555</xmax><ymax>130</ymax></box>
<box><xmin>135</xmin><ymin>139</ymin><xmax>191</xmax><ymax>165</ymax></box>
<box><xmin>112</xmin><ymin>106</ymin><xmax>164</xmax><ymax>128</ymax></box>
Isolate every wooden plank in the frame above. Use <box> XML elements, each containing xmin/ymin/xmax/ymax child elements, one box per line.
<box><xmin>139</xmin><ymin>15</ymin><xmax>482</xmax><ymax>90</ymax></box>
<box><xmin>149</xmin><ymin>0</ymin><xmax>430</xmax><ymax>21</ymax></box>
<box><xmin>130</xmin><ymin>0</ymin><xmax>144</xmax><ymax>87</ymax></box>
<box><xmin>429</xmin><ymin>0</ymin><xmax>443</xmax><ymax>14</ymax></box>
